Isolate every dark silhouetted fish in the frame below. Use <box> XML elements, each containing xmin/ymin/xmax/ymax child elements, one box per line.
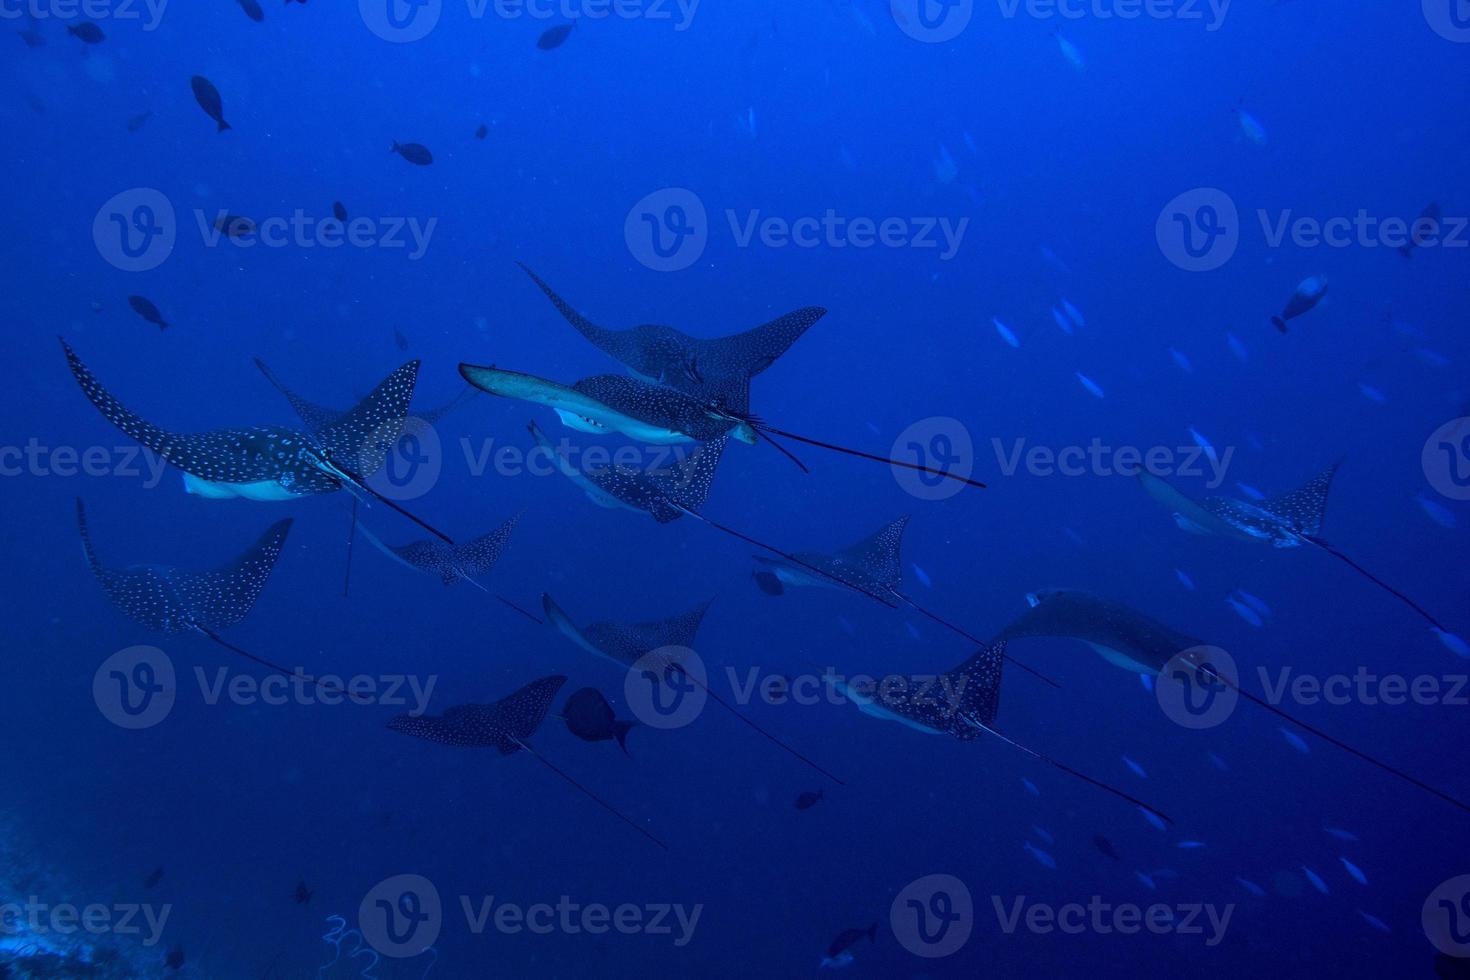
<box><xmin>544</xmin><ymin>593</ymin><xmax>841</xmax><ymax>783</ymax></box>
<box><xmin>821</xmin><ymin>923</ymin><xmax>876</xmax><ymax>969</ymax></box>
<box><xmin>191</xmin><ymin>76</ymin><xmax>231</xmax><ymax>132</ymax></box>
<box><xmin>332</xmin><ymin>201</ymin><xmax>347</xmax><ymax>222</ymax></box>
<box><xmin>394</xmin><ymin>327</ymin><xmax>409</xmax><ymax>351</ymax></box>
<box><xmin>475</xmin><ymin>123</ymin><xmax>489</xmax><ymax>139</ymax></box>
<box><xmin>62</xmin><ymin>341</ymin><xmax>450</xmax><ymax>542</ymax></box>
<box><xmin>165</xmin><ymin>944</ymin><xmax>184</xmax><ymax>971</ymax></box>
<box><xmin>236</xmin><ymin>0</ymin><xmax>264</xmax><ymax>21</ymax></box>
<box><xmin>829</xmin><ymin>639</ymin><xmax>1171</xmax><ymax>820</ymax></box>
<box><xmin>293</xmin><ymin>881</ymin><xmax>313</xmax><ymax>904</ymax></box>
<box><xmin>213</xmin><ymin>214</ymin><xmax>256</xmax><ymax>238</ymax></box>
<box><xmin>67</xmin><ymin>23</ymin><xmax>105</xmax><ymax>44</ymax></box>
<box><xmin>17</xmin><ymin>15</ymin><xmax>45</xmax><ymax>47</ymax></box>
<box><xmin>128</xmin><ymin>295</ymin><xmax>169</xmax><ymax>329</ymax></box>
<box><xmin>1140</xmin><ymin>466</ymin><xmax>1459</xmax><ymax>639</ymax></box>
<box><xmin>537</xmin><ymin>23</ymin><xmax>573</xmax><ymax>50</ymax></box>
<box><xmin>387</xmin><ymin>674</ymin><xmax>667</xmax><ymax>849</ymax></box>
<box><xmin>998</xmin><ymin>589</ymin><xmax>1470</xmax><ymax>815</ymax></box>
<box><xmin>78</xmin><ymin>500</ymin><xmax>361</xmax><ymax>699</ymax></box>
<box><xmin>794</xmin><ymin>789</ymin><xmax>823</xmax><ymax>810</ymax></box>
<box><xmin>562</xmin><ymin>688</ymin><xmax>637</xmax><ymax>753</ymax></box>
<box><xmin>518</xmin><ymin>263</ymin><xmax>821</xmax><ymax>402</ymax></box>
<box><xmin>126</xmin><ymin>110</ymin><xmax>152</xmax><ymax>133</ymax></box>
<box><xmin>752</xmin><ymin>516</ymin><xmax>1055</xmax><ymax>687</ymax></box>
<box><xmin>1271</xmin><ymin>275</ymin><xmax>1327</xmax><ymax>333</ymax></box>
<box><xmin>1400</xmin><ymin>201</ymin><xmax>1442</xmax><ymax>258</ymax></box>
<box><xmin>1093</xmin><ymin>834</ymin><xmax>1120</xmax><ymax>860</ymax></box>
<box><xmin>144</xmin><ymin>866</ymin><xmax>164</xmax><ymax>888</ymax></box>
<box><xmin>391</xmin><ymin>141</ymin><xmax>433</xmax><ymax>165</ymax></box>
<box><xmin>461</xmin><ymin>364</ymin><xmax>758</xmax><ymax>445</ymax></box>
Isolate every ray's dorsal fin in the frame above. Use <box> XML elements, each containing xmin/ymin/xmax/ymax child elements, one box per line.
<box><xmin>252</xmin><ymin>357</ymin><xmax>342</xmax><ymax>436</ymax></box>
<box><xmin>167</xmin><ymin>516</ymin><xmax>294</xmax><ymax>632</ymax></box>
<box><xmin>516</xmin><ymin>262</ymin><xmax>627</xmax><ymax>352</ymax></box>
<box><xmin>316</xmin><ymin>360</ymin><xmax>421</xmax><ymax>476</ymax></box>
<box><xmin>720</xmin><ymin>306</ymin><xmax>828</xmax><ymax>381</ymax></box>
<box><xmin>651</xmin><ymin>436</ymin><xmax>727</xmax><ymax>517</ymax></box>
<box><xmin>1263</xmin><ymin>460</ymin><xmax>1340</xmax><ymax>537</ymax></box>
<box><xmin>839</xmin><ymin>515</ymin><xmax>909</xmax><ymax>593</ymax></box>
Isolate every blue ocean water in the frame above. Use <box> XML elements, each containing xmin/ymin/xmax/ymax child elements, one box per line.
<box><xmin>2</xmin><ymin>1</ymin><xmax>1469</xmax><ymax>977</ymax></box>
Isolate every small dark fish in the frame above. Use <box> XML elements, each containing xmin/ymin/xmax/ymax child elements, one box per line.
<box><xmin>795</xmin><ymin>789</ymin><xmax>824</xmax><ymax>811</ymax></box>
<box><xmin>1092</xmin><ymin>834</ymin><xmax>1120</xmax><ymax>860</ymax></box>
<box><xmin>475</xmin><ymin>123</ymin><xmax>489</xmax><ymax>139</ymax></box>
<box><xmin>537</xmin><ymin>23</ymin><xmax>573</xmax><ymax>50</ymax></box>
<box><xmin>332</xmin><ymin>201</ymin><xmax>348</xmax><ymax>222</ymax></box>
<box><xmin>67</xmin><ymin>23</ymin><xmax>105</xmax><ymax>44</ymax></box>
<box><xmin>236</xmin><ymin>0</ymin><xmax>265</xmax><ymax>21</ymax></box>
<box><xmin>753</xmin><ymin>570</ymin><xmax>785</xmax><ymax>596</ymax></box>
<box><xmin>164</xmin><ymin>943</ymin><xmax>184</xmax><ymax>971</ymax></box>
<box><xmin>1400</xmin><ymin>201</ymin><xmax>1442</xmax><ymax>258</ymax></box>
<box><xmin>126</xmin><ymin>110</ymin><xmax>153</xmax><ymax>133</ymax></box>
<box><xmin>562</xmin><ymin>687</ymin><xmax>637</xmax><ymax>754</ymax></box>
<box><xmin>214</xmin><ymin>214</ymin><xmax>256</xmax><ymax>238</ymax></box>
<box><xmin>128</xmin><ymin>295</ymin><xmax>169</xmax><ymax>330</ymax></box>
<box><xmin>293</xmin><ymin>880</ymin><xmax>313</xmax><ymax>904</ymax></box>
<box><xmin>191</xmin><ymin>75</ymin><xmax>232</xmax><ymax>133</ymax></box>
<box><xmin>143</xmin><ymin>866</ymin><xmax>164</xmax><ymax>888</ymax></box>
<box><xmin>393</xmin><ymin>327</ymin><xmax>409</xmax><ymax>351</ymax></box>
<box><xmin>18</xmin><ymin>26</ymin><xmax>45</xmax><ymax>48</ymax></box>
<box><xmin>391</xmin><ymin>141</ymin><xmax>433</xmax><ymax>165</ymax></box>
<box><xmin>822</xmin><ymin>923</ymin><xmax>877</xmax><ymax>968</ymax></box>
<box><xmin>1271</xmin><ymin>276</ymin><xmax>1327</xmax><ymax>334</ymax></box>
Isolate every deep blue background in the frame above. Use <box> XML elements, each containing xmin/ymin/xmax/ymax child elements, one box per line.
<box><xmin>1</xmin><ymin>0</ymin><xmax>1468</xmax><ymax>976</ymax></box>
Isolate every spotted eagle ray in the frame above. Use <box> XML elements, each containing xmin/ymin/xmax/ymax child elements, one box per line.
<box><xmin>76</xmin><ymin>499</ymin><xmax>364</xmax><ymax>700</ymax></box>
<box><xmin>355</xmin><ymin>516</ymin><xmax>542</xmax><ymax>623</ymax></box>
<box><xmin>823</xmin><ymin>640</ymin><xmax>1171</xmax><ymax>821</ymax></box>
<box><xmin>750</xmin><ymin>516</ymin><xmax>1057</xmax><ymax>687</ymax></box>
<box><xmin>60</xmin><ymin>339</ymin><xmax>451</xmax><ymax>542</ymax></box>
<box><xmin>541</xmin><ymin>593</ymin><xmax>843</xmax><ymax>783</ymax></box>
<box><xmin>518</xmin><ymin>262</ymin><xmax>824</xmax><ymax>398</ymax></box>
<box><xmin>997</xmin><ymin>589</ymin><xmax>1470</xmax><ymax>815</ymax></box>
<box><xmin>1139</xmin><ymin>465</ymin><xmax>1458</xmax><ymax>638</ymax></box>
<box><xmin>387</xmin><ymin>674</ymin><xmax>667</xmax><ymax>849</ymax></box>
<box><xmin>467</xmin><ymin>362</ymin><xmax>983</xmax><ymax>489</ymax></box>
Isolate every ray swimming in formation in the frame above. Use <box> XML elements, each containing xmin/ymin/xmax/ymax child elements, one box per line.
<box><xmin>823</xmin><ymin>640</ymin><xmax>1172</xmax><ymax>821</ymax></box>
<box><xmin>542</xmin><ymin>594</ymin><xmax>843</xmax><ymax>784</ymax></box>
<box><xmin>386</xmin><ymin>674</ymin><xmax>666</xmax><ymax>849</ymax></box>
<box><xmin>61</xmin><ymin>339</ymin><xmax>451</xmax><ymax>542</ymax></box>
<box><xmin>997</xmin><ymin>589</ymin><xmax>1470</xmax><ymax>815</ymax></box>
<box><xmin>518</xmin><ymin>262</ymin><xmax>825</xmax><ymax>399</ymax></box>
<box><xmin>355</xmin><ymin>516</ymin><xmax>542</xmax><ymax>623</ymax></box>
<box><xmin>753</xmin><ymin>516</ymin><xmax>1057</xmax><ymax>687</ymax></box>
<box><xmin>76</xmin><ymin>499</ymin><xmax>363</xmax><ymax>701</ymax></box>
<box><xmin>1140</xmin><ymin>464</ymin><xmax>1460</xmax><ymax>640</ymax></box>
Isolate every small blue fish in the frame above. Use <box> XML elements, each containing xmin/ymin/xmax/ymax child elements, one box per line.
<box><xmin>1139</xmin><ymin>674</ymin><xmax>1154</xmax><ymax>693</ymax></box>
<box><xmin>1340</xmin><ymin>857</ymin><xmax>1367</xmax><ymax>886</ymax></box>
<box><xmin>1122</xmin><ymin>756</ymin><xmax>1148</xmax><ymax>779</ymax></box>
<box><xmin>1175</xmin><ymin>568</ymin><xmax>1196</xmax><ymax>591</ymax></box>
<box><xmin>1226</xmin><ymin>595</ymin><xmax>1264</xmax><ymax>628</ymax></box>
<box><xmin>1235</xmin><ymin>106</ymin><xmax>1267</xmax><ymax>145</ymax></box>
<box><xmin>1176</xmin><ymin>841</ymin><xmax>1206</xmax><ymax>850</ymax></box>
<box><xmin>1022</xmin><ymin>777</ymin><xmax>1040</xmax><ymax>797</ymax></box>
<box><xmin>1054</xmin><ymin>31</ymin><xmax>1085</xmax><ymax>71</ymax></box>
<box><xmin>1357</xmin><ymin>910</ymin><xmax>1390</xmax><ymax>934</ymax></box>
<box><xmin>1168</xmin><ymin>347</ymin><xmax>1194</xmax><ymax>373</ymax></box>
<box><xmin>992</xmin><ymin>317</ymin><xmax>1021</xmax><ymax>349</ymax></box>
<box><xmin>1032</xmin><ymin>825</ymin><xmax>1055</xmax><ymax>845</ymax></box>
<box><xmin>1434</xmin><ymin>629</ymin><xmax>1470</xmax><ymax>659</ymax></box>
<box><xmin>932</xmin><ymin>143</ymin><xmax>958</xmax><ymax>184</ymax></box>
<box><xmin>1236</xmin><ymin>877</ymin><xmax>1266</xmax><ymax>897</ymax></box>
<box><xmin>1062</xmin><ymin>299</ymin><xmax>1085</xmax><ymax>330</ymax></box>
<box><xmin>1415</xmin><ymin>494</ymin><xmax>1457</xmax><ymax>529</ymax></box>
<box><xmin>1039</xmin><ymin>246</ymin><xmax>1071</xmax><ymax>273</ymax></box>
<box><xmin>905</xmin><ymin>622</ymin><xmax>921</xmax><ymax>641</ymax></box>
<box><xmin>1052</xmin><ymin>306</ymin><xmax>1074</xmax><ymax>335</ymax></box>
<box><xmin>1235</xmin><ymin>482</ymin><xmax>1266</xmax><ymax>502</ymax></box>
<box><xmin>911</xmin><ymin>563</ymin><xmax>933</xmax><ymax>588</ymax></box>
<box><xmin>1187</xmin><ymin>426</ymin><xmax>1219</xmax><ymax>466</ymax></box>
<box><xmin>1280</xmin><ymin>728</ymin><xmax>1310</xmax><ymax>754</ymax></box>
<box><xmin>1235</xmin><ymin>590</ymin><xmax>1273</xmax><ymax>620</ymax></box>
<box><xmin>836</xmin><ymin>616</ymin><xmax>855</xmax><ymax>637</ymax></box>
<box><xmin>1302</xmin><ymin>866</ymin><xmax>1329</xmax><ymax>894</ymax></box>
<box><xmin>1357</xmin><ymin>382</ymin><xmax>1387</xmax><ymax>404</ymax></box>
<box><xmin>1207</xmin><ymin>752</ymin><xmax>1228</xmax><ymax>771</ymax></box>
<box><xmin>1227</xmin><ymin>332</ymin><xmax>1249</xmax><ymax>362</ymax></box>
<box><xmin>1323</xmin><ymin>827</ymin><xmax>1359</xmax><ymax>843</ymax></box>
<box><xmin>1023</xmin><ymin>841</ymin><xmax>1057</xmax><ymax>870</ymax></box>
<box><xmin>1076</xmin><ymin>372</ymin><xmax>1105</xmax><ymax>399</ymax></box>
<box><xmin>1134</xmin><ymin>871</ymin><xmax>1157</xmax><ymax>890</ymax></box>
<box><xmin>1139</xmin><ymin>807</ymin><xmax>1167</xmax><ymax>832</ymax></box>
<box><xmin>1413</xmin><ymin>347</ymin><xmax>1450</xmax><ymax>368</ymax></box>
